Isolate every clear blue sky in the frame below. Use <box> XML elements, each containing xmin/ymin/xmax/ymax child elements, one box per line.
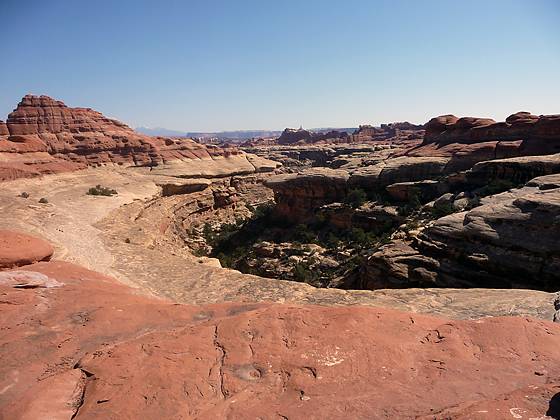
<box><xmin>1</xmin><ymin>0</ymin><xmax>559</xmax><ymax>131</ymax></box>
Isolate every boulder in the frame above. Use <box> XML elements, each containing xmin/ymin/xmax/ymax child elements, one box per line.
<box><xmin>157</xmin><ymin>178</ymin><xmax>211</xmax><ymax>197</ymax></box>
<box><xmin>386</xmin><ymin>179</ymin><xmax>448</xmax><ymax>202</ymax></box>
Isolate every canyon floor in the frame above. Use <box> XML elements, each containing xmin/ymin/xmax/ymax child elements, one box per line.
<box><xmin>0</xmin><ymin>166</ymin><xmax>556</xmax><ymax>321</ymax></box>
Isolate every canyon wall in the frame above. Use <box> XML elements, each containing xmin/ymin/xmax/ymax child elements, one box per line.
<box><xmin>264</xmin><ymin>111</ymin><xmax>560</xmax><ymax>291</ymax></box>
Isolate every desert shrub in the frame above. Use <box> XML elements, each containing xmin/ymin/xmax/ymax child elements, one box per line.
<box><xmin>349</xmin><ymin>227</ymin><xmax>378</xmax><ymax>247</ymax></box>
<box><xmin>289</xmin><ymin>242</ymin><xmax>306</xmax><ymax>256</ymax></box>
<box><xmin>478</xmin><ymin>179</ymin><xmax>517</xmax><ymax>197</ymax></box>
<box><xmin>292</xmin><ymin>261</ymin><xmax>318</xmax><ymax>283</ymax></box>
<box><xmin>430</xmin><ymin>202</ymin><xmax>455</xmax><ymax>219</ymax></box>
<box><xmin>326</xmin><ymin>232</ymin><xmax>341</xmax><ymax>247</ymax></box>
<box><xmin>404</xmin><ymin>219</ymin><xmax>420</xmax><ymax>232</ymax></box>
<box><xmin>216</xmin><ymin>252</ymin><xmax>235</xmax><ymax>268</ymax></box>
<box><xmin>252</xmin><ymin>203</ymin><xmax>274</xmax><ymax>219</ymax></box>
<box><xmin>87</xmin><ymin>184</ymin><xmax>118</xmax><ymax>196</ymax></box>
<box><xmin>38</xmin><ymin>197</ymin><xmax>49</xmax><ymax>204</ymax></box>
<box><xmin>344</xmin><ymin>188</ymin><xmax>368</xmax><ymax>208</ymax></box>
<box><xmin>294</xmin><ymin>224</ymin><xmax>316</xmax><ymax>243</ymax></box>
<box><xmin>202</xmin><ymin>223</ymin><xmax>215</xmax><ymax>245</ymax></box>
<box><xmin>398</xmin><ymin>189</ymin><xmax>422</xmax><ymax>216</ymax></box>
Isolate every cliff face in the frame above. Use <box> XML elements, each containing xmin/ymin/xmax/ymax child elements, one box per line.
<box><xmin>265</xmin><ymin>168</ymin><xmax>350</xmax><ymax>222</ymax></box>
<box><xmin>0</xmin><ymin>95</ymin><xmax>244</xmax><ymax>181</ymax></box>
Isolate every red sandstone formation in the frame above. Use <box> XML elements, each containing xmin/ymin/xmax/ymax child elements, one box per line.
<box><xmin>0</xmin><ymin>120</ymin><xmax>9</xmax><ymax>135</ymax></box>
<box><xmin>0</xmin><ymin>229</ymin><xmax>54</xmax><ymax>269</ymax></box>
<box><xmin>0</xmin><ymin>95</ymin><xmax>242</xmax><ymax>181</ymax></box>
<box><xmin>350</xmin><ymin>121</ymin><xmax>425</xmax><ymax>143</ymax></box>
<box><xmin>1</xmin><ymin>230</ymin><xmax>559</xmax><ymax>418</ymax></box>
<box><xmin>407</xmin><ymin>111</ymin><xmax>560</xmax><ymax>171</ymax></box>
<box><xmin>276</xmin><ymin>128</ymin><xmax>349</xmax><ymax>145</ymax></box>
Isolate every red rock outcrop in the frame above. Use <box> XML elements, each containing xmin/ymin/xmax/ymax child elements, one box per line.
<box><xmin>350</xmin><ymin>121</ymin><xmax>425</xmax><ymax>143</ymax></box>
<box><xmin>0</xmin><ymin>95</ymin><xmax>245</xmax><ymax>181</ymax></box>
<box><xmin>408</xmin><ymin>112</ymin><xmax>560</xmax><ymax>171</ymax></box>
<box><xmin>1</xmin><ymin>229</ymin><xmax>559</xmax><ymax>418</ymax></box>
<box><xmin>276</xmin><ymin>128</ymin><xmax>348</xmax><ymax>145</ymax></box>
<box><xmin>0</xmin><ymin>229</ymin><xmax>54</xmax><ymax>269</ymax></box>
<box><xmin>265</xmin><ymin>168</ymin><xmax>350</xmax><ymax>222</ymax></box>
<box><xmin>361</xmin><ymin>173</ymin><xmax>560</xmax><ymax>291</ymax></box>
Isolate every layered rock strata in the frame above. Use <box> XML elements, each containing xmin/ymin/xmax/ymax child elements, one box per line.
<box><xmin>0</xmin><ymin>95</ymin><xmax>277</xmax><ymax>181</ymax></box>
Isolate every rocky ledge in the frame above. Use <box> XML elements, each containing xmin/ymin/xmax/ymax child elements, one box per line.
<box><xmin>362</xmin><ymin>173</ymin><xmax>560</xmax><ymax>291</ymax></box>
<box><xmin>1</xmin><ymin>230</ymin><xmax>560</xmax><ymax>419</ymax></box>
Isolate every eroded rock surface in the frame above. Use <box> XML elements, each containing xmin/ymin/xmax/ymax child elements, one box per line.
<box><xmin>1</xmin><ymin>247</ymin><xmax>559</xmax><ymax>419</ymax></box>
<box><xmin>362</xmin><ymin>174</ymin><xmax>560</xmax><ymax>291</ymax></box>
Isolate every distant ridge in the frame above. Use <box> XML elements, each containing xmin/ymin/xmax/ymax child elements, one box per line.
<box><xmin>137</xmin><ymin>127</ymin><xmax>359</xmax><ymax>140</ymax></box>
<box><xmin>135</xmin><ymin>127</ymin><xmax>187</xmax><ymax>137</ymax></box>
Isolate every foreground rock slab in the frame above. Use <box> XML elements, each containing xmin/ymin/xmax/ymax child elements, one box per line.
<box><xmin>1</xmin><ymin>255</ymin><xmax>560</xmax><ymax>419</ymax></box>
<box><xmin>0</xmin><ymin>229</ymin><xmax>54</xmax><ymax>269</ymax></box>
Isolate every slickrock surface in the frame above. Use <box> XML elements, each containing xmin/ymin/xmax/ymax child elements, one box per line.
<box><xmin>0</xmin><ymin>229</ymin><xmax>54</xmax><ymax>269</ymax></box>
<box><xmin>0</xmin><ymin>95</ymin><xmax>278</xmax><ymax>181</ymax></box>
<box><xmin>1</xmin><ymin>242</ymin><xmax>559</xmax><ymax>419</ymax></box>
